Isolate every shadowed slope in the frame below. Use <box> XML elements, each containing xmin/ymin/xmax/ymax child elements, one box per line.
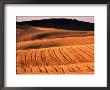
<box><xmin>17</xmin><ymin>27</ymin><xmax>94</xmax><ymax>42</ymax></box>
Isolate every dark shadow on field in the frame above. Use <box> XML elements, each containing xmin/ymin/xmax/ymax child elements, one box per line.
<box><xmin>17</xmin><ymin>42</ymin><xmax>58</xmax><ymax>50</ymax></box>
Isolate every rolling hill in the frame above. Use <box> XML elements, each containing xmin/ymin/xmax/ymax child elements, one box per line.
<box><xmin>16</xmin><ymin>18</ymin><xmax>94</xmax><ymax>74</ymax></box>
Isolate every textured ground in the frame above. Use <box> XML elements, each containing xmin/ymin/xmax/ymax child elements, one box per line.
<box><xmin>16</xmin><ymin>27</ymin><xmax>94</xmax><ymax>74</ymax></box>
<box><xmin>16</xmin><ymin>44</ymin><xmax>94</xmax><ymax>74</ymax></box>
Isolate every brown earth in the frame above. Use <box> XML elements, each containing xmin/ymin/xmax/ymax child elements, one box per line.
<box><xmin>16</xmin><ymin>27</ymin><xmax>94</xmax><ymax>74</ymax></box>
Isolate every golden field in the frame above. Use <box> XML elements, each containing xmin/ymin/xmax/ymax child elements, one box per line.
<box><xmin>16</xmin><ymin>27</ymin><xmax>94</xmax><ymax>74</ymax></box>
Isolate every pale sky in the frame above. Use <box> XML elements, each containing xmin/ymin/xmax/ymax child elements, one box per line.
<box><xmin>16</xmin><ymin>16</ymin><xmax>94</xmax><ymax>23</ymax></box>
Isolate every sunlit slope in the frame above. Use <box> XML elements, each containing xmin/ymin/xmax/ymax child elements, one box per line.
<box><xmin>17</xmin><ymin>35</ymin><xmax>94</xmax><ymax>50</ymax></box>
<box><xmin>16</xmin><ymin>44</ymin><xmax>94</xmax><ymax>74</ymax></box>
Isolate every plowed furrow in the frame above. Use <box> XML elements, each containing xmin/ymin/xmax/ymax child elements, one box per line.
<box><xmin>16</xmin><ymin>62</ymin><xmax>94</xmax><ymax>74</ymax></box>
<box><xmin>67</xmin><ymin>47</ymin><xmax>88</xmax><ymax>63</ymax></box>
<box><xmin>71</xmin><ymin>47</ymin><xmax>92</xmax><ymax>63</ymax></box>
<box><xmin>59</xmin><ymin>48</ymin><xmax>72</xmax><ymax>64</ymax></box>
<box><xmin>16</xmin><ymin>44</ymin><xmax>94</xmax><ymax>74</ymax></box>
<box><xmin>60</xmin><ymin>48</ymin><xmax>76</xmax><ymax>64</ymax></box>
<box><xmin>46</xmin><ymin>49</ymin><xmax>60</xmax><ymax>65</ymax></box>
<box><xmin>52</xmin><ymin>49</ymin><xmax>63</xmax><ymax>65</ymax></box>
<box><xmin>40</xmin><ymin>50</ymin><xmax>49</xmax><ymax>66</ymax></box>
<box><xmin>86</xmin><ymin>66</ymin><xmax>94</xmax><ymax>72</ymax></box>
<box><xmin>75</xmin><ymin>47</ymin><xmax>94</xmax><ymax>62</ymax></box>
<box><xmin>64</xmin><ymin>48</ymin><xmax>80</xmax><ymax>63</ymax></box>
<box><xmin>25</xmin><ymin>51</ymin><xmax>33</xmax><ymax>65</ymax></box>
<box><xmin>35</xmin><ymin>50</ymin><xmax>45</xmax><ymax>66</ymax></box>
<box><xmin>78</xmin><ymin>46</ymin><xmax>94</xmax><ymax>56</ymax></box>
<box><xmin>52</xmin><ymin>48</ymin><xmax>70</xmax><ymax>65</ymax></box>
<box><xmin>77</xmin><ymin>47</ymin><xmax>94</xmax><ymax>59</ymax></box>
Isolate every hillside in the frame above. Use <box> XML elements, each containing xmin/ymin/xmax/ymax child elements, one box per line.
<box><xmin>16</xmin><ymin>18</ymin><xmax>94</xmax><ymax>74</ymax></box>
<box><xmin>16</xmin><ymin>18</ymin><xmax>94</xmax><ymax>31</ymax></box>
<box><xmin>17</xmin><ymin>44</ymin><xmax>94</xmax><ymax>74</ymax></box>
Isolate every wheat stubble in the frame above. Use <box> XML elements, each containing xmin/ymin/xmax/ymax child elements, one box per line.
<box><xmin>16</xmin><ymin>44</ymin><xmax>94</xmax><ymax>74</ymax></box>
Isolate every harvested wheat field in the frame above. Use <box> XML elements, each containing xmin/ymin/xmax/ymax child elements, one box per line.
<box><xmin>16</xmin><ymin>27</ymin><xmax>94</xmax><ymax>74</ymax></box>
<box><xmin>16</xmin><ymin>44</ymin><xmax>94</xmax><ymax>74</ymax></box>
<box><xmin>16</xmin><ymin>18</ymin><xmax>94</xmax><ymax>74</ymax></box>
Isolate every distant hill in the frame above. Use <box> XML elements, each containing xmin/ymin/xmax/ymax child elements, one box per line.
<box><xmin>16</xmin><ymin>18</ymin><xmax>94</xmax><ymax>31</ymax></box>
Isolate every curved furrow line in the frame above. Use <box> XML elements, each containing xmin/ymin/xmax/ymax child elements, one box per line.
<box><xmin>86</xmin><ymin>66</ymin><xmax>94</xmax><ymax>72</ymax></box>
<box><xmin>25</xmin><ymin>66</ymin><xmax>32</xmax><ymax>73</ymax></box>
<box><xmin>52</xmin><ymin>49</ymin><xmax>65</xmax><ymax>65</ymax></box>
<box><xmin>85</xmin><ymin>46</ymin><xmax>94</xmax><ymax>55</ymax></box>
<box><xmin>71</xmin><ymin>66</ymin><xmax>80</xmax><ymax>72</ymax></box>
<box><xmin>34</xmin><ymin>51</ymin><xmax>39</xmax><ymax>66</ymax></box>
<box><xmin>67</xmin><ymin>48</ymin><xmax>85</xmax><ymax>63</ymax></box>
<box><xmin>48</xmin><ymin>49</ymin><xmax>60</xmax><ymax>65</ymax></box>
<box><xmin>71</xmin><ymin>47</ymin><xmax>93</xmax><ymax>63</ymax></box>
<box><xmin>70</xmin><ymin>66</ymin><xmax>77</xmax><ymax>72</ymax></box>
<box><xmin>53</xmin><ymin>67</ymin><xmax>58</xmax><ymax>73</ymax></box>
<box><xmin>67</xmin><ymin>67</ymin><xmax>72</xmax><ymax>72</ymax></box>
<box><xmin>31</xmin><ymin>51</ymin><xmax>39</xmax><ymax>66</ymax></box>
<box><xmin>53</xmin><ymin>66</ymin><xmax>64</xmax><ymax>74</ymax></box>
<box><xmin>29</xmin><ymin>67</ymin><xmax>33</xmax><ymax>72</ymax></box>
<box><xmin>17</xmin><ymin>62</ymin><xmax>94</xmax><ymax>74</ymax></box>
<box><xmin>61</xmin><ymin>48</ymin><xmax>77</xmax><ymax>63</ymax></box>
<box><xmin>72</xmin><ymin>47</ymin><xmax>90</xmax><ymax>62</ymax></box>
<box><xmin>35</xmin><ymin>50</ymin><xmax>45</xmax><ymax>66</ymax></box>
<box><xmin>18</xmin><ymin>51</ymin><xmax>28</xmax><ymax>66</ymax></box>
<box><xmin>59</xmin><ymin>48</ymin><xmax>73</xmax><ymax>64</ymax></box>
<box><xmin>31</xmin><ymin>51</ymin><xmax>38</xmax><ymax>66</ymax></box>
<box><xmin>21</xmin><ymin>66</ymin><xmax>26</xmax><ymax>72</ymax></box>
<box><xmin>16</xmin><ymin>44</ymin><xmax>94</xmax><ymax>74</ymax></box>
<box><xmin>77</xmin><ymin>46</ymin><xmax>94</xmax><ymax>56</ymax></box>
<box><xmin>44</xmin><ymin>49</ymin><xmax>55</xmax><ymax>66</ymax></box>
<box><xmin>39</xmin><ymin>66</ymin><xmax>49</xmax><ymax>73</ymax></box>
<box><xmin>59</xmin><ymin>48</ymin><xmax>72</xmax><ymax>64</ymax></box>
<box><xmin>77</xmin><ymin>47</ymin><xmax>94</xmax><ymax>58</ymax></box>
<box><xmin>63</xmin><ymin>47</ymin><xmax>79</xmax><ymax>63</ymax></box>
<box><xmin>38</xmin><ymin>67</ymin><xmax>42</xmax><ymax>72</ymax></box>
<box><xmin>74</xmin><ymin>47</ymin><xmax>94</xmax><ymax>62</ymax></box>
<box><xmin>21</xmin><ymin>54</ymin><xmax>26</xmax><ymax>65</ymax></box>
<box><xmin>16</xmin><ymin>55</ymin><xmax>22</xmax><ymax>65</ymax></box>
<box><xmin>75</xmin><ymin>66</ymin><xmax>82</xmax><ymax>71</ymax></box>
<box><xmin>40</xmin><ymin>50</ymin><xmax>48</xmax><ymax>66</ymax></box>
<box><xmin>43</xmin><ymin>67</ymin><xmax>48</xmax><ymax>73</ymax></box>
<box><xmin>25</xmin><ymin>51</ymin><xmax>34</xmax><ymax>65</ymax></box>
<box><xmin>67</xmin><ymin>66</ymin><xmax>76</xmax><ymax>72</ymax></box>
